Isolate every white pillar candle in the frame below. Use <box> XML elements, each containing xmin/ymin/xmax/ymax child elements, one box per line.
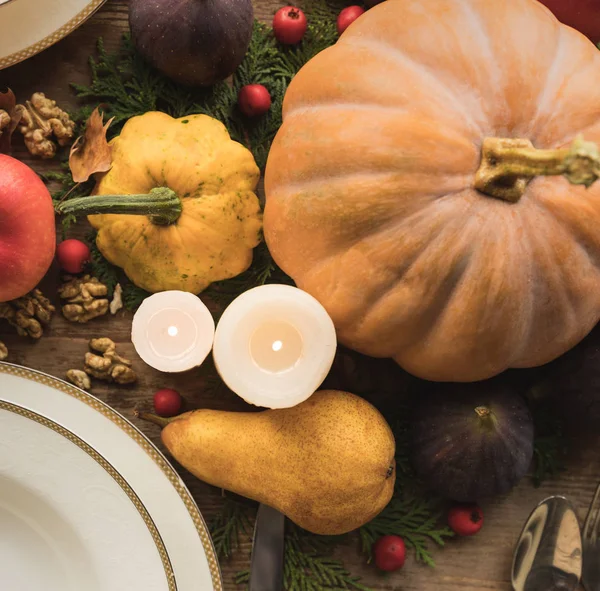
<box><xmin>213</xmin><ymin>284</ymin><xmax>337</xmax><ymax>409</ymax></box>
<box><xmin>131</xmin><ymin>291</ymin><xmax>215</xmax><ymax>373</ymax></box>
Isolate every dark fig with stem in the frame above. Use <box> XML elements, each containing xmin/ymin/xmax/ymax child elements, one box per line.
<box><xmin>410</xmin><ymin>380</ymin><xmax>534</xmax><ymax>502</ymax></box>
<box><xmin>129</xmin><ymin>0</ymin><xmax>254</xmax><ymax>87</ymax></box>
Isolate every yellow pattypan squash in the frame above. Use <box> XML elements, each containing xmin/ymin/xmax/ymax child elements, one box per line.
<box><xmin>62</xmin><ymin>111</ymin><xmax>262</xmax><ymax>293</ymax></box>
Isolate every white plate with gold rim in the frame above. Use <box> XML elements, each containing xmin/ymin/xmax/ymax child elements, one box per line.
<box><xmin>0</xmin><ymin>0</ymin><xmax>106</xmax><ymax>70</ymax></box>
<box><xmin>0</xmin><ymin>362</ymin><xmax>222</xmax><ymax>591</ymax></box>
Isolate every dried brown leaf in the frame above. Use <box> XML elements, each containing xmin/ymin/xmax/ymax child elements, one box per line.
<box><xmin>0</xmin><ymin>89</ymin><xmax>24</xmax><ymax>154</ymax></box>
<box><xmin>69</xmin><ymin>107</ymin><xmax>114</xmax><ymax>183</ymax></box>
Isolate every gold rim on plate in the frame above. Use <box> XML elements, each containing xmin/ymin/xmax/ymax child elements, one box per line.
<box><xmin>0</xmin><ymin>399</ymin><xmax>178</xmax><ymax>591</ymax></box>
<box><xmin>0</xmin><ymin>362</ymin><xmax>223</xmax><ymax>591</ymax></box>
<box><xmin>0</xmin><ymin>0</ymin><xmax>106</xmax><ymax>70</ymax></box>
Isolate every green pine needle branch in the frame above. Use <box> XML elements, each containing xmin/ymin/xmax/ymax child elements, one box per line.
<box><xmin>530</xmin><ymin>400</ymin><xmax>567</xmax><ymax>487</ymax></box>
<box><xmin>209</xmin><ymin>497</ymin><xmax>253</xmax><ymax>559</ymax></box>
<box><xmin>281</xmin><ymin>525</ymin><xmax>371</xmax><ymax>591</ymax></box>
<box><xmin>233</xmin><ymin>524</ymin><xmax>372</xmax><ymax>591</ymax></box>
<box><xmin>358</xmin><ymin>495</ymin><xmax>453</xmax><ymax>568</ymax></box>
<box><xmin>42</xmin><ymin>160</ymin><xmax>94</xmax><ymax>236</ymax></box>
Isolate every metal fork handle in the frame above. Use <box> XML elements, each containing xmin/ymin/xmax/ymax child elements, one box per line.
<box><xmin>584</xmin><ymin>482</ymin><xmax>600</xmax><ymax>543</ymax></box>
<box><xmin>582</xmin><ymin>482</ymin><xmax>600</xmax><ymax>591</ymax></box>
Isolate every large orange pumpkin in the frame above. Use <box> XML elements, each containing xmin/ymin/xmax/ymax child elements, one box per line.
<box><xmin>264</xmin><ymin>0</ymin><xmax>600</xmax><ymax>382</ymax></box>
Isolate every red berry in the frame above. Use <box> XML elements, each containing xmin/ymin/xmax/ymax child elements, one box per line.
<box><xmin>56</xmin><ymin>239</ymin><xmax>91</xmax><ymax>274</ymax></box>
<box><xmin>153</xmin><ymin>388</ymin><xmax>183</xmax><ymax>417</ymax></box>
<box><xmin>337</xmin><ymin>6</ymin><xmax>365</xmax><ymax>34</ymax></box>
<box><xmin>273</xmin><ymin>6</ymin><xmax>307</xmax><ymax>45</ymax></box>
<box><xmin>372</xmin><ymin>535</ymin><xmax>406</xmax><ymax>572</ymax></box>
<box><xmin>238</xmin><ymin>84</ymin><xmax>272</xmax><ymax>117</ymax></box>
<box><xmin>448</xmin><ymin>504</ymin><xmax>484</xmax><ymax>536</ymax></box>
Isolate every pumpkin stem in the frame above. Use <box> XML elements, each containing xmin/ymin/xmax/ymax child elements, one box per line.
<box><xmin>474</xmin><ymin>135</ymin><xmax>600</xmax><ymax>202</ymax></box>
<box><xmin>55</xmin><ymin>186</ymin><xmax>182</xmax><ymax>225</ymax></box>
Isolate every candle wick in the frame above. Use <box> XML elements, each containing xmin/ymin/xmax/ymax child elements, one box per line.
<box><xmin>272</xmin><ymin>340</ymin><xmax>283</xmax><ymax>352</ymax></box>
<box><xmin>168</xmin><ymin>325</ymin><xmax>179</xmax><ymax>337</ymax></box>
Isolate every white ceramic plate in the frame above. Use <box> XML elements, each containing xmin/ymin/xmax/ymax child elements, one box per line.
<box><xmin>0</xmin><ymin>362</ymin><xmax>222</xmax><ymax>591</ymax></box>
<box><xmin>0</xmin><ymin>0</ymin><xmax>106</xmax><ymax>70</ymax></box>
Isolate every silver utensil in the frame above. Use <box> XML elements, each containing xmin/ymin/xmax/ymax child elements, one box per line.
<box><xmin>512</xmin><ymin>495</ymin><xmax>582</xmax><ymax>591</ymax></box>
<box><xmin>249</xmin><ymin>503</ymin><xmax>285</xmax><ymax>591</ymax></box>
<box><xmin>583</xmin><ymin>481</ymin><xmax>600</xmax><ymax>590</ymax></box>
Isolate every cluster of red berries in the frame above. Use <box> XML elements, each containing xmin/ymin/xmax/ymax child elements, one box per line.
<box><xmin>372</xmin><ymin>503</ymin><xmax>483</xmax><ymax>573</ymax></box>
<box><xmin>238</xmin><ymin>3</ymin><xmax>369</xmax><ymax>118</ymax></box>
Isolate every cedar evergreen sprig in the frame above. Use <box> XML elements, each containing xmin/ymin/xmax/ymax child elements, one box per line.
<box><xmin>42</xmin><ymin>164</ymin><xmax>94</xmax><ymax>236</ymax></box>
<box><xmin>233</xmin><ymin>525</ymin><xmax>371</xmax><ymax>591</ymax></box>
<box><xmin>359</xmin><ymin>495</ymin><xmax>453</xmax><ymax>568</ymax></box>
<box><xmin>209</xmin><ymin>497</ymin><xmax>253</xmax><ymax>559</ymax></box>
<box><xmin>530</xmin><ymin>399</ymin><xmax>567</xmax><ymax>487</ymax></box>
<box><xmin>278</xmin><ymin>525</ymin><xmax>369</xmax><ymax>591</ymax></box>
<box><xmin>532</xmin><ymin>434</ymin><xmax>566</xmax><ymax>488</ymax></box>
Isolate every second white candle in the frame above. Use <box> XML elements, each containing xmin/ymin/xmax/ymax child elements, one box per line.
<box><xmin>213</xmin><ymin>284</ymin><xmax>337</xmax><ymax>409</ymax></box>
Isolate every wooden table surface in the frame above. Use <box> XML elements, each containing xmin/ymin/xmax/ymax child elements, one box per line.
<box><xmin>1</xmin><ymin>2</ymin><xmax>598</xmax><ymax>589</ymax></box>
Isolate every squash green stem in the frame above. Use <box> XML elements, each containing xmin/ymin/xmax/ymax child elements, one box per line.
<box><xmin>55</xmin><ymin>187</ymin><xmax>182</xmax><ymax>226</ymax></box>
<box><xmin>474</xmin><ymin>135</ymin><xmax>600</xmax><ymax>203</ymax></box>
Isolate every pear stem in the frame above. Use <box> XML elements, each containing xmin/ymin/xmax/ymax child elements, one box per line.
<box><xmin>133</xmin><ymin>409</ymin><xmax>174</xmax><ymax>428</ymax></box>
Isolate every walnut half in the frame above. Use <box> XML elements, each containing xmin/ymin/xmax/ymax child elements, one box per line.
<box><xmin>59</xmin><ymin>275</ymin><xmax>109</xmax><ymax>323</ymax></box>
<box><xmin>18</xmin><ymin>93</ymin><xmax>75</xmax><ymax>159</ymax></box>
<box><xmin>0</xmin><ymin>110</ymin><xmax>10</xmax><ymax>134</ymax></box>
<box><xmin>66</xmin><ymin>369</ymin><xmax>91</xmax><ymax>390</ymax></box>
<box><xmin>84</xmin><ymin>338</ymin><xmax>137</xmax><ymax>385</ymax></box>
<box><xmin>0</xmin><ymin>289</ymin><xmax>55</xmax><ymax>338</ymax></box>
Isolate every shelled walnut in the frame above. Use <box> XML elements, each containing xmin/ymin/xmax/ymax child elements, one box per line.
<box><xmin>0</xmin><ymin>341</ymin><xmax>7</xmax><ymax>361</ymax></box>
<box><xmin>58</xmin><ymin>275</ymin><xmax>109</xmax><ymax>323</ymax></box>
<box><xmin>18</xmin><ymin>93</ymin><xmax>75</xmax><ymax>158</ymax></box>
<box><xmin>0</xmin><ymin>110</ymin><xmax>10</xmax><ymax>134</ymax></box>
<box><xmin>0</xmin><ymin>289</ymin><xmax>55</xmax><ymax>338</ymax></box>
<box><xmin>66</xmin><ymin>369</ymin><xmax>91</xmax><ymax>390</ymax></box>
<box><xmin>84</xmin><ymin>338</ymin><xmax>137</xmax><ymax>384</ymax></box>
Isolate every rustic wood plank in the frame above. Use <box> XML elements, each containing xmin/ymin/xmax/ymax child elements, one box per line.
<box><xmin>1</xmin><ymin>1</ymin><xmax>598</xmax><ymax>590</ymax></box>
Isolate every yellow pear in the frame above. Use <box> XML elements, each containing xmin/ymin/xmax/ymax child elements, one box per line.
<box><xmin>145</xmin><ymin>389</ymin><xmax>396</xmax><ymax>535</ymax></box>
